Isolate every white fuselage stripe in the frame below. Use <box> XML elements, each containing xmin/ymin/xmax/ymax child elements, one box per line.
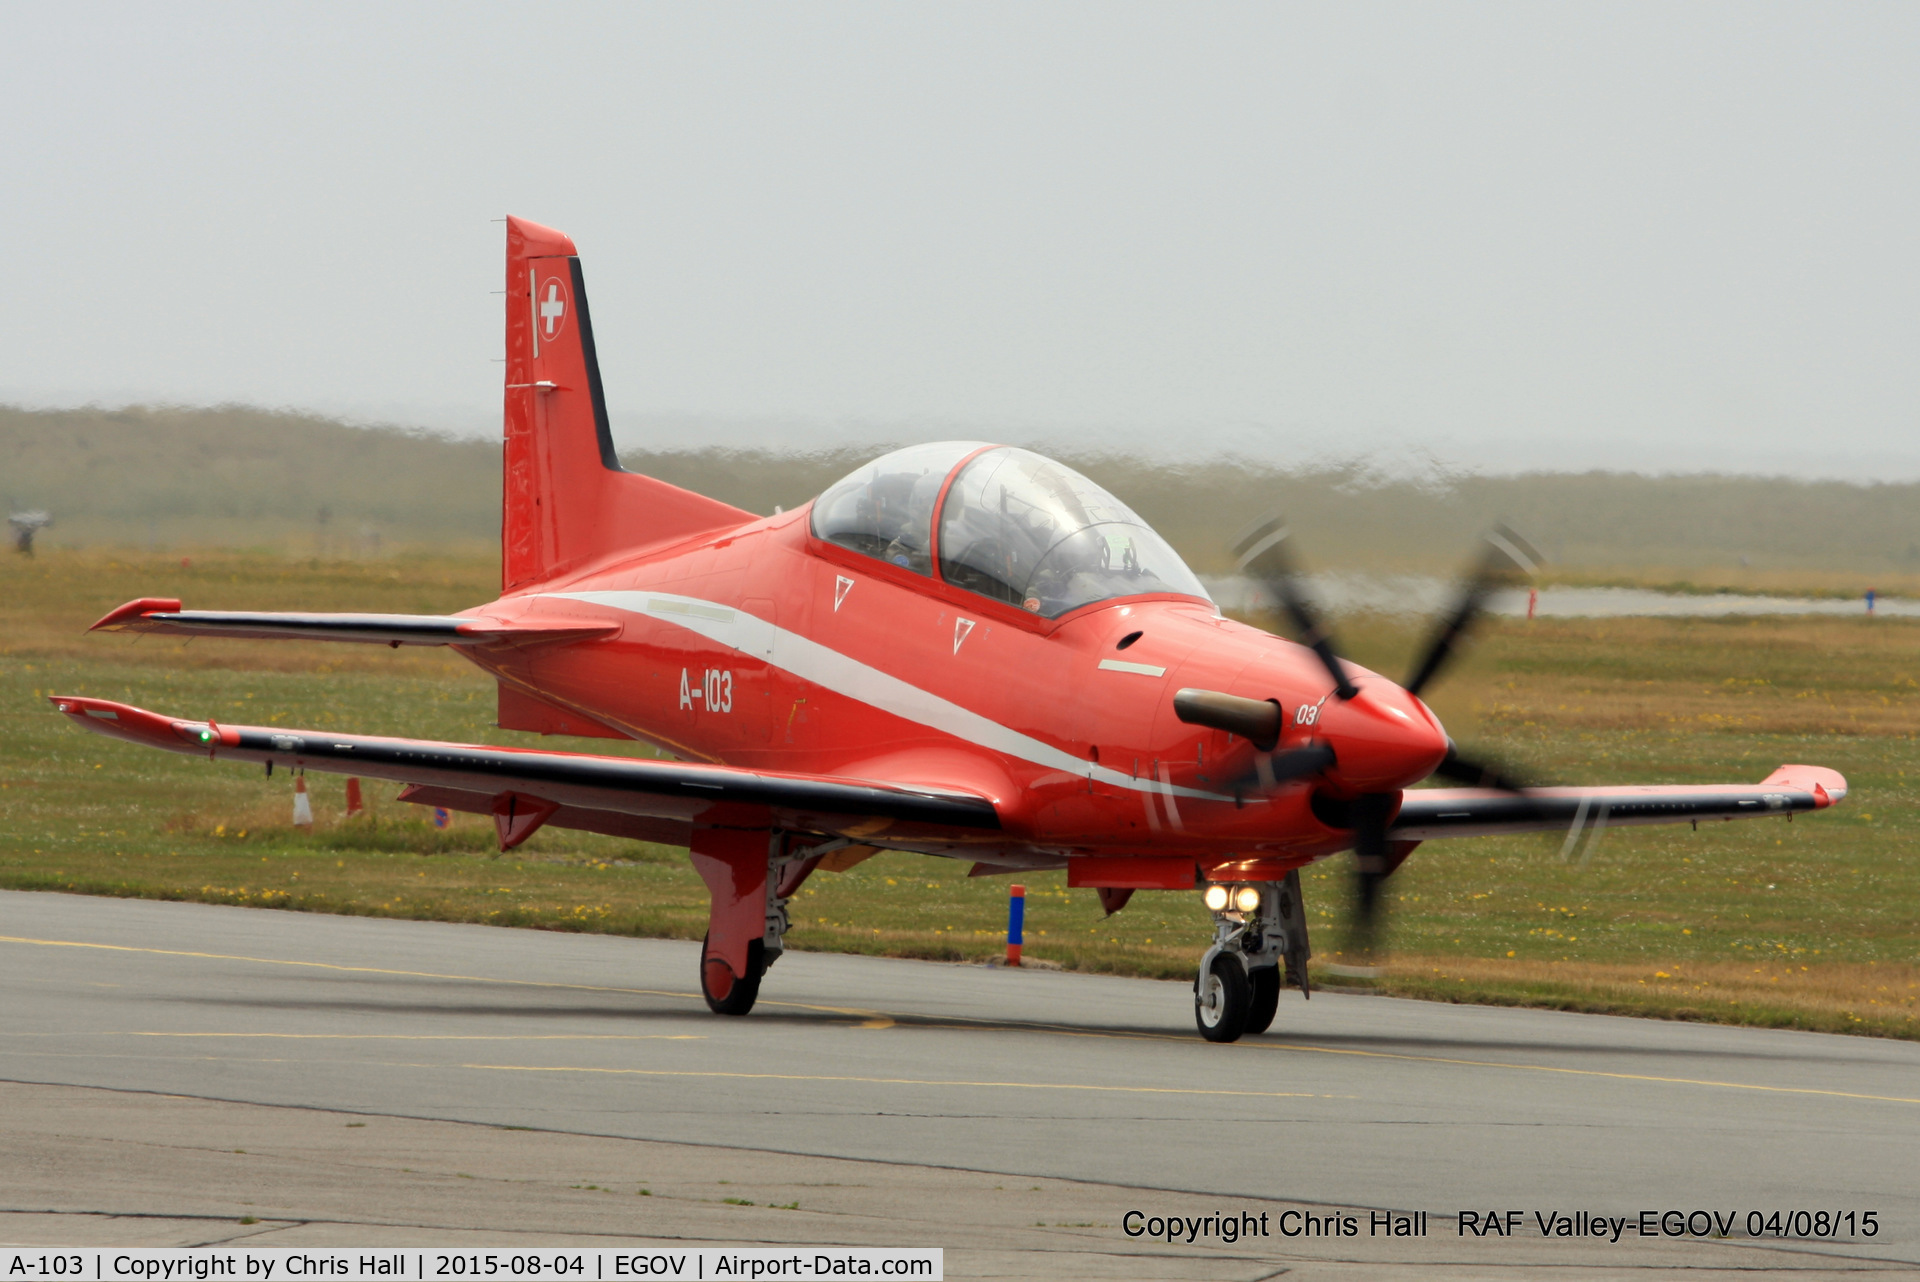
<box><xmin>545</xmin><ymin>590</ymin><xmax>1237</xmax><ymax>803</ymax></box>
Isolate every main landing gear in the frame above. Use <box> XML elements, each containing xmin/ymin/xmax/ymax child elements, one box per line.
<box><xmin>690</xmin><ymin>830</ymin><xmax>824</xmax><ymax>1017</ymax></box>
<box><xmin>1193</xmin><ymin>869</ymin><xmax>1311</xmax><ymax>1043</ymax></box>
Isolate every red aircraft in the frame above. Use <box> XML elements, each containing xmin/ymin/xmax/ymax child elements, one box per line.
<box><xmin>54</xmin><ymin>217</ymin><xmax>1848</xmax><ymax>1042</ymax></box>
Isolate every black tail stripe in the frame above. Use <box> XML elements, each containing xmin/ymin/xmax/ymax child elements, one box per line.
<box><xmin>568</xmin><ymin>255</ymin><xmax>622</xmax><ymax>472</ymax></box>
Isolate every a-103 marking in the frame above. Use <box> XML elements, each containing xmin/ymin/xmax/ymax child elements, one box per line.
<box><xmin>677</xmin><ymin>667</ymin><xmax>734</xmax><ymax>713</ymax></box>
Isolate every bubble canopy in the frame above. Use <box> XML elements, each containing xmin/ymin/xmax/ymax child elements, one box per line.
<box><xmin>810</xmin><ymin>444</ymin><xmax>1212</xmax><ymax>618</ymax></box>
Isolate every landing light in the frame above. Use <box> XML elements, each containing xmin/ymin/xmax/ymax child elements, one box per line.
<box><xmin>1233</xmin><ymin>886</ymin><xmax>1261</xmax><ymax>913</ymax></box>
<box><xmin>1203</xmin><ymin>885</ymin><xmax>1229</xmax><ymax>912</ymax></box>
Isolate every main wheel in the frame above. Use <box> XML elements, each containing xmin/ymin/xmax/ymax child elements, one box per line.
<box><xmin>1245</xmin><ymin>965</ymin><xmax>1281</xmax><ymax>1035</ymax></box>
<box><xmin>700</xmin><ymin>934</ymin><xmax>765</xmax><ymax>1016</ymax></box>
<box><xmin>1194</xmin><ymin>953</ymin><xmax>1251</xmax><ymax>1042</ymax></box>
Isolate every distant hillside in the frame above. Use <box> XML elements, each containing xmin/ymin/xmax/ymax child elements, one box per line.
<box><xmin>0</xmin><ymin>404</ymin><xmax>499</xmax><ymax>551</ymax></box>
<box><xmin>5</xmin><ymin>404</ymin><xmax>1918</xmax><ymax>580</ymax></box>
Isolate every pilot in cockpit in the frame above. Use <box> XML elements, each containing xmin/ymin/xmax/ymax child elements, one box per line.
<box><xmin>877</xmin><ymin>469</ymin><xmax>946</xmax><ymax>575</ymax></box>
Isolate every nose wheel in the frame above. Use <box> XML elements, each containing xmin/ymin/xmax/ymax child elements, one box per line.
<box><xmin>1247</xmin><ymin>964</ymin><xmax>1281</xmax><ymax>1034</ymax></box>
<box><xmin>1195</xmin><ymin>953</ymin><xmax>1251</xmax><ymax>1042</ymax></box>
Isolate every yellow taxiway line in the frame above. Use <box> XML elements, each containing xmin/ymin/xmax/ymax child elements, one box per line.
<box><xmin>452</xmin><ymin>1062</ymin><xmax>1337</xmax><ymax>1099</ymax></box>
<box><xmin>5</xmin><ymin>933</ymin><xmax>1915</xmax><ymax>1107</ymax></box>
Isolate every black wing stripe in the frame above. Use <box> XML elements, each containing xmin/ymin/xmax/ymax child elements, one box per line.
<box><xmin>227</xmin><ymin>728</ymin><xmax>1001</xmax><ymax>830</ymax></box>
<box><xmin>1392</xmin><ymin>789</ymin><xmax>1815</xmax><ymax>839</ymax></box>
<box><xmin>145</xmin><ymin>612</ymin><xmax>471</xmax><ymax>643</ymax></box>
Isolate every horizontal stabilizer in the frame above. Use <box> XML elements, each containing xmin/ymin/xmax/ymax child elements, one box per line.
<box><xmin>90</xmin><ymin>599</ymin><xmax>615</xmax><ymax>648</ymax></box>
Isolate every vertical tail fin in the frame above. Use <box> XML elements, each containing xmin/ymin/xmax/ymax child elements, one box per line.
<box><xmin>502</xmin><ymin>217</ymin><xmax>753</xmax><ymax>591</ymax></box>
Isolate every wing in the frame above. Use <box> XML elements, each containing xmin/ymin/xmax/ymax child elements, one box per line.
<box><xmin>50</xmin><ymin>696</ymin><xmax>1001</xmax><ymax>843</ymax></box>
<box><xmin>89</xmin><ymin>598</ymin><xmax>613</xmax><ymax>648</ymax></box>
<box><xmin>1391</xmin><ymin>765</ymin><xmax>1846</xmax><ymax>840</ymax></box>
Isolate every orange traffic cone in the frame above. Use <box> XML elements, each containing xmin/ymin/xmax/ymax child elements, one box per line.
<box><xmin>345</xmin><ymin>777</ymin><xmax>364</xmax><ymax>818</ymax></box>
<box><xmin>293</xmin><ymin>774</ymin><xmax>314</xmax><ymax>829</ymax></box>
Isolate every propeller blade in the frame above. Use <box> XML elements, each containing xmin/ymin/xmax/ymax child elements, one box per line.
<box><xmin>1348</xmin><ymin>790</ymin><xmax>1397</xmax><ymax>960</ymax></box>
<box><xmin>1262</xmin><ymin>741</ymin><xmax>1337</xmax><ymax>786</ymax></box>
<box><xmin>1403</xmin><ymin>523</ymin><xmax>1541</xmax><ymax>699</ymax></box>
<box><xmin>1429</xmin><ymin>741</ymin><xmax>1533</xmax><ymax>793</ymax></box>
<box><xmin>1232</xmin><ymin>516</ymin><xmax>1358</xmax><ymax>701</ymax></box>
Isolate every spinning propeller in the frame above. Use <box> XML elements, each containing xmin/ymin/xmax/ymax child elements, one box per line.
<box><xmin>1174</xmin><ymin>517</ymin><xmax>1542</xmax><ymax>957</ymax></box>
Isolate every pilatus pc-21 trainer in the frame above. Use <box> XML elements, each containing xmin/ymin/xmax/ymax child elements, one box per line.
<box><xmin>56</xmin><ymin>217</ymin><xmax>1848</xmax><ymax>1041</ymax></box>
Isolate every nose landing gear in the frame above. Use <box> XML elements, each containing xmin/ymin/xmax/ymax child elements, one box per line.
<box><xmin>1193</xmin><ymin>869</ymin><xmax>1311</xmax><ymax>1042</ymax></box>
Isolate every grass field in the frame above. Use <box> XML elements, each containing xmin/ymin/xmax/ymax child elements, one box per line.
<box><xmin>3</xmin><ymin>547</ymin><xmax>1915</xmax><ymax>1038</ymax></box>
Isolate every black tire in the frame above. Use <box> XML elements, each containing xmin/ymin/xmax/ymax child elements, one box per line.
<box><xmin>1245</xmin><ymin>965</ymin><xmax>1281</xmax><ymax>1035</ymax></box>
<box><xmin>700</xmin><ymin>934</ymin><xmax>765</xmax><ymax>1016</ymax></box>
<box><xmin>1194</xmin><ymin>953</ymin><xmax>1251</xmax><ymax>1043</ymax></box>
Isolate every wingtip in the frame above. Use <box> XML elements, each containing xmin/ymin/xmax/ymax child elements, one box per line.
<box><xmin>48</xmin><ymin>692</ymin><xmax>112</xmax><ymax>720</ymax></box>
<box><xmin>49</xmin><ymin>694</ymin><xmax>209</xmax><ymax>748</ymax></box>
<box><xmin>1761</xmin><ymin>764</ymin><xmax>1848</xmax><ymax>806</ymax></box>
<box><xmin>90</xmin><ymin>597</ymin><xmax>182</xmax><ymax>632</ymax></box>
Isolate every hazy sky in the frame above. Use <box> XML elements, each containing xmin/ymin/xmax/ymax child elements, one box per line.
<box><xmin>5</xmin><ymin>2</ymin><xmax>1918</xmax><ymax>477</ymax></box>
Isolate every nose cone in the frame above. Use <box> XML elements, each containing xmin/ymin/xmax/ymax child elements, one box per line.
<box><xmin>1315</xmin><ymin>678</ymin><xmax>1448</xmax><ymax>792</ymax></box>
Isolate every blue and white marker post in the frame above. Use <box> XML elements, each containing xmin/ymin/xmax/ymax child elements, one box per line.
<box><xmin>1867</xmin><ymin>588</ymin><xmax>1877</xmax><ymax>616</ymax></box>
<box><xmin>1006</xmin><ymin>884</ymin><xmax>1026</xmax><ymax>966</ymax></box>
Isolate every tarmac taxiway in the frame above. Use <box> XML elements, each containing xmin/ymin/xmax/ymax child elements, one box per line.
<box><xmin>1</xmin><ymin>890</ymin><xmax>1914</xmax><ymax>1277</ymax></box>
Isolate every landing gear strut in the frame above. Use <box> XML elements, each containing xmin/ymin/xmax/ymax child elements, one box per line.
<box><xmin>1193</xmin><ymin>869</ymin><xmax>1311</xmax><ymax>1043</ymax></box>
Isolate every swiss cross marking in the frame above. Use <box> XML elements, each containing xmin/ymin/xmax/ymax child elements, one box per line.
<box><xmin>538</xmin><ymin>277</ymin><xmax>568</xmax><ymax>340</ymax></box>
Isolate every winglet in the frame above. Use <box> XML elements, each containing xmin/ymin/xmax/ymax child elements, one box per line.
<box><xmin>91</xmin><ymin>598</ymin><xmax>183</xmax><ymax>632</ymax></box>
